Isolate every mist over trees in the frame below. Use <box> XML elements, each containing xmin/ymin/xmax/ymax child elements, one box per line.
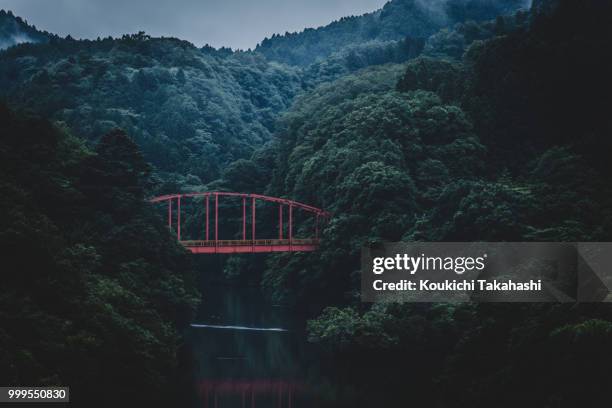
<box><xmin>255</xmin><ymin>0</ymin><xmax>528</xmax><ymax>65</ymax></box>
<box><xmin>0</xmin><ymin>9</ymin><xmax>51</xmax><ymax>50</ymax></box>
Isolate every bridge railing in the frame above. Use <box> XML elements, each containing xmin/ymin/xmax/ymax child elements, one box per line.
<box><xmin>181</xmin><ymin>239</ymin><xmax>320</xmax><ymax>247</ymax></box>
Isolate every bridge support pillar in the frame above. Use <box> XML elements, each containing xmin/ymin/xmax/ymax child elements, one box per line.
<box><xmin>177</xmin><ymin>196</ymin><xmax>181</xmax><ymax>241</ymax></box>
<box><xmin>215</xmin><ymin>193</ymin><xmax>218</xmax><ymax>242</ymax></box>
<box><xmin>168</xmin><ymin>198</ymin><xmax>172</xmax><ymax>228</ymax></box>
<box><xmin>289</xmin><ymin>204</ymin><xmax>293</xmax><ymax>244</ymax></box>
<box><xmin>279</xmin><ymin>205</ymin><xmax>283</xmax><ymax>240</ymax></box>
<box><xmin>205</xmin><ymin>195</ymin><xmax>209</xmax><ymax>241</ymax></box>
<box><xmin>252</xmin><ymin>197</ymin><xmax>256</xmax><ymax>242</ymax></box>
<box><xmin>243</xmin><ymin>197</ymin><xmax>246</xmax><ymax>240</ymax></box>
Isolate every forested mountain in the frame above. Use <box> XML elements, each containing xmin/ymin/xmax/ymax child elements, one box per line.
<box><xmin>0</xmin><ymin>33</ymin><xmax>303</xmax><ymax>186</ymax></box>
<box><xmin>0</xmin><ymin>0</ymin><xmax>527</xmax><ymax>191</ymax></box>
<box><xmin>301</xmin><ymin>6</ymin><xmax>531</xmax><ymax>85</ymax></box>
<box><xmin>0</xmin><ymin>9</ymin><xmax>51</xmax><ymax>50</ymax></box>
<box><xmin>241</xmin><ymin>1</ymin><xmax>611</xmax><ymax>405</ymax></box>
<box><xmin>0</xmin><ymin>0</ymin><xmax>529</xmax><ymax>191</ymax></box>
<box><xmin>214</xmin><ymin>0</ymin><xmax>611</xmax><ymax>311</ymax></box>
<box><xmin>255</xmin><ymin>0</ymin><xmax>529</xmax><ymax>66</ymax></box>
<box><xmin>0</xmin><ymin>105</ymin><xmax>199</xmax><ymax>406</ymax></box>
<box><xmin>1</xmin><ymin>0</ymin><xmax>612</xmax><ymax>406</ymax></box>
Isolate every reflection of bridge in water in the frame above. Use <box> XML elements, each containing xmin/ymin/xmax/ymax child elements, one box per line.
<box><xmin>199</xmin><ymin>380</ymin><xmax>304</xmax><ymax>408</ymax></box>
<box><xmin>150</xmin><ymin>192</ymin><xmax>330</xmax><ymax>254</ymax></box>
<box><xmin>191</xmin><ymin>286</ymin><xmax>312</xmax><ymax>408</ymax></box>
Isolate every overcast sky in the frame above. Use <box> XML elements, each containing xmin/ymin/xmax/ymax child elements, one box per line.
<box><xmin>1</xmin><ymin>0</ymin><xmax>388</xmax><ymax>49</ymax></box>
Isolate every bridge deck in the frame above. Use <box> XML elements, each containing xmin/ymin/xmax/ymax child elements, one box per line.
<box><xmin>181</xmin><ymin>239</ymin><xmax>319</xmax><ymax>254</ymax></box>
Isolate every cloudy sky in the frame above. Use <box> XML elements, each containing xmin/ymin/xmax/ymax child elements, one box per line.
<box><xmin>1</xmin><ymin>0</ymin><xmax>389</xmax><ymax>49</ymax></box>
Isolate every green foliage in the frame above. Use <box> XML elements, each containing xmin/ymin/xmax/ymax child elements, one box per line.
<box><xmin>307</xmin><ymin>307</ymin><xmax>362</xmax><ymax>348</ymax></box>
<box><xmin>423</xmin><ymin>12</ymin><xmax>530</xmax><ymax>59</ymax></box>
<box><xmin>396</xmin><ymin>56</ymin><xmax>465</xmax><ymax>101</ymax></box>
<box><xmin>256</xmin><ymin>0</ymin><xmax>527</xmax><ymax>66</ymax></box>
<box><xmin>261</xmin><ymin>65</ymin><xmax>483</xmax><ymax>306</ymax></box>
<box><xmin>462</xmin><ymin>0</ymin><xmax>612</xmax><ymax>172</ymax></box>
<box><xmin>308</xmin><ymin>303</ymin><xmax>465</xmax><ymax>352</ymax></box>
<box><xmin>0</xmin><ymin>105</ymin><xmax>199</xmax><ymax>407</ymax></box>
<box><xmin>402</xmin><ymin>0</ymin><xmax>612</xmax><ymax>243</ymax></box>
<box><xmin>304</xmin><ymin>38</ymin><xmax>425</xmax><ymax>85</ymax></box>
<box><xmin>256</xmin><ymin>2</ymin><xmax>612</xmax><ymax>405</ymax></box>
<box><xmin>0</xmin><ymin>35</ymin><xmax>303</xmax><ymax>186</ymax></box>
<box><xmin>307</xmin><ymin>303</ymin><xmax>472</xmax><ymax>406</ymax></box>
<box><xmin>439</xmin><ymin>305</ymin><xmax>612</xmax><ymax>408</ymax></box>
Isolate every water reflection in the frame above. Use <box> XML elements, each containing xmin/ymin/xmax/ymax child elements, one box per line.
<box><xmin>188</xmin><ymin>285</ymin><xmax>313</xmax><ymax>407</ymax></box>
<box><xmin>198</xmin><ymin>380</ymin><xmax>303</xmax><ymax>408</ymax></box>
<box><xmin>191</xmin><ymin>324</ymin><xmax>287</xmax><ymax>332</ymax></box>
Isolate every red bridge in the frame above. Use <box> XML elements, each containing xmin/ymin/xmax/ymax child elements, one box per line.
<box><xmin>150</xmin><ymin>192</ymin><xmax>330</xmax><ymax>254</ymax></box>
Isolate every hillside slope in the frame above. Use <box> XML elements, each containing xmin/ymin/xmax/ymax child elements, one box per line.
<box><xmin>0</xmin><ymin>34</ymin><xmax>303</xmax><ymax>186</ymax></box>
<box><xmin>0</xmin><ymin>9</ymin><xmax>50</xmax><ymax>50</ymax></box>
<box><xmin>0</xmin><ymin>1</ymin><xmax>529</xmax><ymax>190</ymax></box>
<box><xmin>255</xmin><ymin>0</ymin><xmax>528</xmax><ymax>66</ymax></box>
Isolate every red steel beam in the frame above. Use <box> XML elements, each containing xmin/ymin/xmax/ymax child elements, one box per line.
<box><xmin>177</xmin><ymin>196</ymin><xmax>181</xmax><ymax>241</ymax></box>
<box><xmin>242</xmin><ymin>197</ymin><xmax>246</xmax><ymax>241</ymax></box>
<box><xmin>205</xmin><ymin>195</ymin><xmax>209</xmax><ymax>241</ymax></box>
<box><xmin>289</xmin><ymin>205</ymin><xmax>293</xmax><ymax>243</ymax></box>
<box><xmin>187</xmin><ymin>244</ymin><xmax>317</xmax><ymax>254</ymax></box>
<box><xmin>279</xmin><ymin>205</ymin><xmax>283</xmax><ymax>240</ymax></box>
<box><xmin>215</xmin><ymin>193</ymin><xmax>218</xmax><ymax>242</ymax></box>
<box><xmin>168</xmin><ymin>198</ymin><xmax>172</xmax><ymax>228</ymax></box>
<box><xmin>149</xmin><ymin>192</ymin><xmax>330</xmax><ymax>217</ymax></box>
<box><xmin>251</xmin><ymin>197</ymin><xmax>256</xmax><ymax>241</ymax></box>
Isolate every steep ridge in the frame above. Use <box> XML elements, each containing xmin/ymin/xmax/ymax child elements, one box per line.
<box><xmin>0</xmin><ymin>9</ymin><xmax>51</xmax><ymax>50</ymax></box>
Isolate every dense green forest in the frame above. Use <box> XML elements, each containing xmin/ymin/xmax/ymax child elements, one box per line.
<box><xmin>231</xmin><ymin>0</ymin><xmax>612</xmax><ymax>310</ymax></box>
<box><xmin>0</xmin><ymin>0</ymin><xmax>530</xmax><ymax>189</ymax></box>
<box><xmin>1</xmin><ymin>0</ymin><xmax>612</xmax><ymax>406</ymax></box>
<box><xmin>260</xmin><ymin>1</ymin><xmax>612</xmax><ymax>406</ymax></box>
<box><xmin>221</xmin><ymin>1</ymin><xmax>612</xmax><ymax>405</ymax></box>
<box><xmin>0</xmin><ymin>106</ymin><xmax>199</xmax><ymax>406</ymax></box>
<box><xmin>0</xmin><ymin>34</ymin><xmax>303</xmax><ymax>186</ymax></box>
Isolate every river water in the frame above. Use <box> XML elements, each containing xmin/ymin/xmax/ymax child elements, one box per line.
<box><xmin>188</xmin><ymin>285</ymin><xmax>325</xmax><ymax>408</ymax></box>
